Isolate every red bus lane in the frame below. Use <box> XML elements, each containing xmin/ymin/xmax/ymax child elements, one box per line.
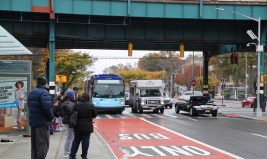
<box><xmin>94</xmin><ymin>118</ymin><xmax>243</xmax><ymax>159</ymax></box>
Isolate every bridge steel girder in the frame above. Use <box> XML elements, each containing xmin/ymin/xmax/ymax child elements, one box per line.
<box><xmin>0</xmin><ymin>13</ymin><xmax>264</xmax><ymax>52</ymax></box>
<box><xmin>1</xmin><ymin>0</ymin><xmax>267</xmax><ymax>20</ymax></box>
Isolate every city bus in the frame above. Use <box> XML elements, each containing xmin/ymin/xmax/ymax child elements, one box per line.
<box><xmin>85</xmin><ymin>74</ymin><xmax>125</xmax><ymax>114</ymax></box>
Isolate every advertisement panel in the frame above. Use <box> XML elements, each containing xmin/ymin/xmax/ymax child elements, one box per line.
<box><xmin>0</xmin><ymin>60</ymin><xmax>31</xmax><ymax>135</ymax></box>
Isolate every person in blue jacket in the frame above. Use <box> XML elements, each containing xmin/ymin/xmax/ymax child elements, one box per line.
<box><xmin>28</xmin><ymin>76</ymin><xmax>54</xmax><ymax>159</ymax></box>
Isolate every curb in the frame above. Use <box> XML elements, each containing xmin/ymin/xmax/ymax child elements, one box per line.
<box><xmin>220</xmin><ymin>112</ymin><xmax>267</xmax><ymax>122</ymax></box>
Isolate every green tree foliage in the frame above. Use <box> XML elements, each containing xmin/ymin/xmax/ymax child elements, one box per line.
<box><xmin>139</xmin><ymin>51</ymin><xmax>184</xmax><ymax>72</ymax></box>
<box><xmin>55</xmin><ymin>49</ymin><xmax>94</xmax><ymax>91</ymax></box>
<box><xmin>103</xmin><ymin>63</ymin><xmax>135</xmax><ymax>74</ymax></box>
<box><xmin>209</xmin><ymin>53</ymin><xmax>256</xmax><ymax>87</ymax></box>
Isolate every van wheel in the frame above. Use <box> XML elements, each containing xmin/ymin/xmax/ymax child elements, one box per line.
<box><xmin>139</xmin><ymin>107</ymin><xmax>143</xmax><ymax>113</ymax></box>
<box><xmin>175</xmin><ymin>106</ymin><xmax>180</xmax><ymax>114</ymax></box>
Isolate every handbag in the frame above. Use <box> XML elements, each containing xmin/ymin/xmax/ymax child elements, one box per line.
<box><xmin>69</xmin><ymin>111</ymin><xmax>78</xmax><ymax>127</ymax></box>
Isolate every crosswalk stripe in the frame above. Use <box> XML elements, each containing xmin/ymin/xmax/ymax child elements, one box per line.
<box><xmin>164</xmin><ymin>114</ymin><xmax>182</xmax><ymax>118</ymax></box>
<box><xmin>152</xmin><ymin>114</ymin><xmax>164</xmax><ymax>118</ymax></box>
<box><xmin>140</xmin><ymin>114</ymin><xmax>153</xmax><ymax>118</ymax></box>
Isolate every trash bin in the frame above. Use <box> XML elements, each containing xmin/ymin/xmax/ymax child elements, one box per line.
<box><xmin>253</xmin><ymin>97</ymin><xmax>266</xmax><ymax>112</ymax></box>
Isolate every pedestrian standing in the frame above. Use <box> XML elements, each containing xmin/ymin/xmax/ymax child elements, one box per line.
<box><xmin>73</xmin><ymin>86</ymin><xmax>82</xmax><ymax>103</ymax></box>
<box><xmin>69</xmin><ymin>92</ymin><xmax>97</xmax><ymax>159</ymax></box>
<box><xmin>60</xmin><ymin>89</ymin><xmax>75</xmax><ymax>158</ymax></box>
<box><xmin>28</xmin><ymin>76</ymin><xmax>54</xmax><ymax>159</ymax></box>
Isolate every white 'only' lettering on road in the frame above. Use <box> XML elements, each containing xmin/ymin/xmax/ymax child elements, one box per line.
<box><xmin>120</xmin><ymin>145</ymin><xmax>211</xmax><ymax>157</ymax></box>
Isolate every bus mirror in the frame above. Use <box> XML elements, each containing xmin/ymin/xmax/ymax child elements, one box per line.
<box><xmin>163</xmin><ymin>92</ymin><xmax>166</xmax><ymax>96</ymax></box>
<box><xmin>136</xmin><ymin>93</ymin><xmax>139</xmax><ymax>97</ymax></box>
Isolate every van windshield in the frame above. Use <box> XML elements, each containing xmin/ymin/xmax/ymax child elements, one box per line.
<box><xmin>140</xmin><ymin>89</ymin><xmax>161</xmax><ymax>97</ymax></box>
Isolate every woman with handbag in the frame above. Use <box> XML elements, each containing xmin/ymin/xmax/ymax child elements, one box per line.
<box><xmin>69</xmin><ymin>92</ymin><xmax>97</xmax><ymax>159</ymax></box>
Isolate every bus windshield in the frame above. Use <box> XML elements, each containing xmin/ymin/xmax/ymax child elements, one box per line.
<box><xmin>93</xmin><ymin>84</ymin><xmax>124</xmax><ymax>98</ymax></box>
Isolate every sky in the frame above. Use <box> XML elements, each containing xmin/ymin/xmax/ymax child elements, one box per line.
<box><xmin>77</xmin><ymin>49</ymin><xmax>156</xmax><ymax>74</ymax></box>
<box><xmin>75</xmin><ymin>49</ymin><xmax>202</xmax><ymax>74</ymax></box>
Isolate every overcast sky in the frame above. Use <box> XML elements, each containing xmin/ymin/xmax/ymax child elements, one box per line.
<box><xmin>76</xmin><ymin>49</ymin><xmax>155</xmax><ymax>74</ymax></box>
<box><xmin>75</xmin><ymin>49</ymin><xmax>202</xmax><ymax>74</ymax></box>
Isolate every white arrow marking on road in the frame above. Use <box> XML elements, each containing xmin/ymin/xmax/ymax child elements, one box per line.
<box><xmin>251</xmin><ymin>133</ymin><xmax>267</xmax><ymax>139</ymax></box>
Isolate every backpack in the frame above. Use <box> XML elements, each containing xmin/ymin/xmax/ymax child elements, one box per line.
<box><xmin>69</xmin><ymin>111</ymin><xmax>78</xmax><ymax>128</ymax></box>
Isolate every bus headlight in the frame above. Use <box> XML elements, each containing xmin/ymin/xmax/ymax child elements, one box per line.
<box><xmin>120</xmin><ymin>99</ymin><xmax>125</xmax><ymax>105</ymax></box>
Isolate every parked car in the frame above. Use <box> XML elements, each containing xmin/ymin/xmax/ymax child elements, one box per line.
<box><xmin>241</xmin><ymin>97</ymin><xmax>256</xmax><ymax>108</ymax></box>
<box><xmin>163</xmin><ymin>93</ymin><xmax>173</xmax><ymax>109</ymax></box>
<box><xmin>174</xmin><ymin>96</ymin><xmax>218</xmax><ymax>117</ymax></box>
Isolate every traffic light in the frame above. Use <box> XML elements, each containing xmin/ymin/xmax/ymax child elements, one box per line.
<box><xmin>230</xmin><ymin>54</ymin><xmax>234</xmax><ymax>64</ymax></box>
<box><xmin>128</xmin><ymin>42</ymin><xmax>133</xmax><ymax>56</ymax></box>
<box><xmin>179</xmin><ymin>43</ymin><xmax>184</xmax><ymax>58</ymax></box>
<box><xmin>233</xmin><ymin>53</ymin><xmax>238</xmax><ymax>64</ymax></box>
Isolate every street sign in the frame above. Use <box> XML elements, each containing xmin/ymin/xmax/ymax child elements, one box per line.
<box><xmin>191</xmin><ymin>79</ymin><xmax>197</xmax><ymax>86</ymax></box>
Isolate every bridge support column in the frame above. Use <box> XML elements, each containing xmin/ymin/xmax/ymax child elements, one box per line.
<box><xmin>203</xmin><ymin>52</ymin><xmax>210</xmax><ymax>99</ymax></box>
<box><xmin>49</xmin><ymin>21</ymin><xmax>56</xmax><ymax>96</ymax></box>
<box><xmin>260</xmin><ymin>25</ymin><xmax>266</xmax><ymax>112</ymax></box>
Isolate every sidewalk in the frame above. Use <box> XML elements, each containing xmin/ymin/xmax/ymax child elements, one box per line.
<box><xmin>0</xmin><ymin>129</ymin><xmax>116</xmax><ymax>159</ymax></box>
<box><xmin>214</xmin><ymin>99</ymin><xmax>267</xmax><ymax>122</ymax></box>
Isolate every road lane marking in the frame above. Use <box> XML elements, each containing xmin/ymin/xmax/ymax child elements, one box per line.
<box><xmin>141</xmin><ymin>118</ymin><xmax>243</xmax><ymax>159</ymax></box>
<box><xmin>95</xmin><ymin>118</ymin><xmax>243</xmax><ymax>159</ymax></box>
<box><xmin>251</xmin><ymin>133</ymin><xmax>267</xmax><ymax>139</ymax></box>
<box><xmin>140</xmin><ymin>114</ymin><xmax>153</xmax><ymax>118</ymax></box>
<box><xmin>105</xmin><ymin>114</ymin><xmax>114</xmax><ymax>118</ymax></box>
<box><xmin>152</xmin><ymin>114</ymin><xmax>164</xmax><ymax>118</ymax></box>
<box><xmin>164</xmin><ymin>114</ymin><xmax>182</xmax><ymax>118</ymax></box>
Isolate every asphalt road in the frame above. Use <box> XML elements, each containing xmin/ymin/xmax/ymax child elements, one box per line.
<box><xmin>143</xmin><ymin>108</ymin><xmax>267</xmax><ymax>159</ymax></box>
<box><xmin>96</xmin><ymin>105</ymin><xmax>267</xmax><ymax>159</ymax></box>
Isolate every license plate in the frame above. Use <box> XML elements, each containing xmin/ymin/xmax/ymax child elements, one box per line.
<box><xmin>205</xmin><ymin>110</ymin><xmax>210</xmax><ymax>113</ymax></box>
<box><xmin>151</xmin><ymin>107</ymin><xmax>156</xmax><ymax>110</ymax></box>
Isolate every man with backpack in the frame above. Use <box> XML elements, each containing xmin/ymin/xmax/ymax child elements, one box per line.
<box><xmin>60</xmin><ymin>89</ymin><xmax>75</xmax><ymax>158</ymax></box>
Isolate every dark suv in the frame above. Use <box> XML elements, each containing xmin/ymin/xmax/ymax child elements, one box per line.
<box><xmin>174</xmin><ymin>96</ymin><xmax>218</xmax><ymax>117</ymax></box>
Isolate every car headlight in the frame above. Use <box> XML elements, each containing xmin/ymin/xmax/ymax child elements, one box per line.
<box><xmin>140</xmin><ymin>99</ymin><xmax>145</xmax><ymax>105</ymax></box>
<box><xmin>160</xmin><ymin>99</ymin><xmax>164</xmax><ymax>105</ymax></box>
<box><xmin>93</xmin><ymin>102</ymin><xmax>97</xmax><ymax>105</ymax></box>
<box><xmin>193</xmin><ymin>106</ymin><xmax>201</xmax><ymax>109</ymax></box>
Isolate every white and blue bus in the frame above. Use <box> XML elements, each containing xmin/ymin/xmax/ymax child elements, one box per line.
<box><xmin>85</xmin><ymin>74</ymin><xmax>125</xmax><ymax>114</ymax></box>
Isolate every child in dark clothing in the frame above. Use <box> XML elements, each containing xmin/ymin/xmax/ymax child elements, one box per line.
<box><xmin>52</xmin><ymin>100</ymin><xmax>61</xmax><ymax>132</ymax></box>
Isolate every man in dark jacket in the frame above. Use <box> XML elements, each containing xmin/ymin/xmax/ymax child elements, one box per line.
<box><xmin>69</xmin><ymin>92</ymin><xmax>97</xmax><ymax>159</ymax></box>
<box><xmin>28</xmin><ymin>76</ymin><xmax>54</xmax><ymax>159</ymax></box>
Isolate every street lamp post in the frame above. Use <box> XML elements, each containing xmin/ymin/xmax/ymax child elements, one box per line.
<box><xmin>215</xmin><ymin>8</ymin><xmax>263</xmax><ymax>117</ymax></box>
